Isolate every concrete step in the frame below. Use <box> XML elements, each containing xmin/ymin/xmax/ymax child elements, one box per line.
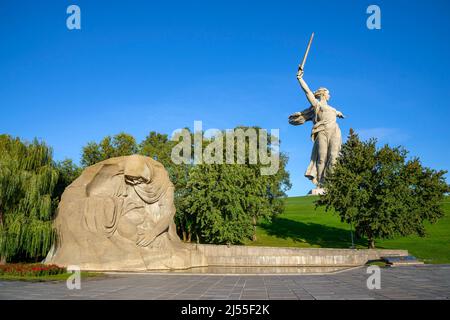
<box><xmin>381</xmin><ymin>255</ymin><xmax>424</xmax><ymax>266</ymax></box>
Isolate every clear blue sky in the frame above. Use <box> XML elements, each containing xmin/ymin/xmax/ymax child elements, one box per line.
<box><xmin>1</xmin><ymin>0</ymin><xmax>449</xmax><ymax>196</ymax></box>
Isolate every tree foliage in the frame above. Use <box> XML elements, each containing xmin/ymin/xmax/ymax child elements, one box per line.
<box><xmin>81</xmin><ymin>132</ymin><xmax>138</xmax><ymax>167</ymax></box>
<box><xmin>0</xmin><ymin>135</ymin><xmax>59</xmax><ymax>261</ymax></box>
<box><xmin>186</xmin><ymin>163</ymin><xmax>254</xmax><ymax>243</ymax></box>
<box><xmin>317</xmin><ymin>129</ymin><xmax>449</xmax><ymax>248</ymax></box>
<box><xmin>184</xmin><ymin>126</ymin><xmax>291</xmax><ymax>244</ymax></box>
<box><xmin>54</xmin><ymin>159</ymin><xmax>82</xmax><ymax>200</ymax></box>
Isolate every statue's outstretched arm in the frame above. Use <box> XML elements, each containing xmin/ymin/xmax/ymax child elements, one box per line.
<box><xmin>336</xmin><ymin>110</ymin><xmax>345</xmax><ymax>118</ymax></box>
<box><xmin>288</xmin><ymin>106</ymin><xmax>314</xmax><ymax>125</ymax></box>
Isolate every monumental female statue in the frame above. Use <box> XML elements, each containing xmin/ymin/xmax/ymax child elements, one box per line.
<box><xmin>45</xmin><ymin>155</ymin><xmax>205</xmax><ymax>271</ymax></box>
<box><xmin>288</xmin><ymin>33</ymin><xmax>345</xmax><ymax>190</ymax></box>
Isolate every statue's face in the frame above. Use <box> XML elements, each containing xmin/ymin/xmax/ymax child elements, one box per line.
<box><xmin>314</xmin><ymin>89</ymin><xmax>330</xmax><ymax>101</ymax></box>
<box><xmin>125</xmin><ymin>175</ymin><xmax>148</xmax><ymax>185</ymax></box>
<box><xmin>123</xmin><ymin>156</ymin><xmax>152</xmax><ymax>185</ymax></box>
<box><xmin>317</xmin><ymin>92</ymin><xmax>330</xmax><ymax>101</ymax></box>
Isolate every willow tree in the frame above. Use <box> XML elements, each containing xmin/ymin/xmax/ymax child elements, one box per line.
<box><xmin>0</xmin><ymin>135</ymin><xmax>59</xmax><ymax>262</ymax></box>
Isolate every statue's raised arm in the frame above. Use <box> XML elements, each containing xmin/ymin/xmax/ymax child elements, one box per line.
<box><xmin>297</xmin><ymin>69</ymin><xmax>319</xmax><ymax>108</ymax></box>
<box><xmin>288</xmin><ymin>69</ymin><xmax>318</xmax><ymax>126</ymax></box>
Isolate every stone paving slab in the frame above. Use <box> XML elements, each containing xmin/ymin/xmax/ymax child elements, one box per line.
<box><xmin>0</xmin><ymin>265</ymin><xmax>449</xmax><ymax>300</ymax></box>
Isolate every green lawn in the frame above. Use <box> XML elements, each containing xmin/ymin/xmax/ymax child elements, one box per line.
<box><xmin>244</xmin><ymin>196</ymin><xmax>450</xmax><ymax>264</ymax></box>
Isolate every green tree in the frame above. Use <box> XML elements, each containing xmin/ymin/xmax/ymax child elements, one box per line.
<box><xmin>140</xmin><ymin>131</ymin><xmax>174</xmax><ymax>165</ymax></box>
<box><xmin>317</xmin><ymin>129</ymin><xmax>449</xmax><ymax>248</ymax></box>
<box><xmin>81</xmin><ymin>132</ymin><xmax>138</xmax><ymax>167</ymax></box>
<box><xmin>0</xmin><ymin>135</ymin><xmax>59</xmax><ymax>262</ymax></box>
<box><xmin>231</xmin><ymin>126</ymin><xmax>291</xmax><ymax>241</ymax></box>
<box><xmin>185</xmin><ymin>164</ymin><xmax>251</xmax><ymax>243</ymax></box>
<box><xmin>54</xmin><ymin>159</ymin><xmax>82</xmax><ymax>200</ymax></box>
<box><xmin>80</xmin><ymin>142</ymin><xmax>103</xmax><ymax>167</ymax></box>
<box><xmin>185</xmin><ymin>126</ymin><xmax>291</xmax><ymax>244</ymax></box>
<box><xmin>111</xmin><ymin>133</ymin><xmax>139</xmax><ymax>157</ymax></box>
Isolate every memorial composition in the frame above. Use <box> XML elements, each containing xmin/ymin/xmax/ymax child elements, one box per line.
<box><xmin>44</xmin><ymin>34</ymin><xmax>408</xmax><ymax>272</ymax></box>
<box><xmin>45</xmin><ymin>155</ymin><xmax>407</xmax><ymax>271</ymax></box>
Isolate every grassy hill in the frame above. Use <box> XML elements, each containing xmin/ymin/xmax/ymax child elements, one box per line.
<box><xmin>244</xmin><ymin>196</ymin><xmax>450</xmax><ymax>264</ymax></box>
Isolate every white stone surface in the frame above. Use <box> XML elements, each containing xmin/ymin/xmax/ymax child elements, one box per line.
<box><xmin>289</xmin><ymin>69</ymin><xmax>344</xmax><ymax>187</ymax></box>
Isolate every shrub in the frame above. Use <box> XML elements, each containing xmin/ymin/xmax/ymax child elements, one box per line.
<box><xmin>0</xmin><ymin>263</ymin><xmax>66</xmax><ymax>276</ymax></box>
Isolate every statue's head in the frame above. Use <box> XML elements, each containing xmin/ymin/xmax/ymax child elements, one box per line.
<box><xmin>124</xmin><ymin>155</ymin><xmax>152</xmax><ymax>185</ymax></box>
<box><xmin>314</xmin><ymin>87</ymin><xmax>330</xmax><ymax>101</ymax></box>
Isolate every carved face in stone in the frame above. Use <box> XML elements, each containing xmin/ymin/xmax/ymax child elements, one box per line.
<box><xmin>125</xmin><ymin>175</ymin><xmax>148</xmax><ymax>185</ymax></box>
<box><xmin>123</xmin><ymin>155</ymin><xmax>152</xmax><ymax>186</ymax></box>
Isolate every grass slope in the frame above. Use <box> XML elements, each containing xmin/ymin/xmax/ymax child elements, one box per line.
<box><xmin>245</xmin><ymin>196</ymin><xmax>450</xmax><ymax>264</ymax></box>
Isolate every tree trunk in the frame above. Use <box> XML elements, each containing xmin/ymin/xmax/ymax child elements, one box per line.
<box><xmin>187</xmin><ymin>232</ymin><xmax>192</xmax><ymax>243</ymax></box>
<box><xmin>182</xmin><ymin>231</ymin><xmax>187</xmax><ymax>242</ymax></box>
<box><xmin>252</xmin><ymin>228</ymin><xmax>257</xmax><ymax>242</ymax></box>
<box><xmin>368</xmin><ymin>238</ymin><xmax>375</xmax><ymax>249</ymax></box>
<box><xmin>252</xmin><ymin>216</ymin><xmax>257</xmax><ymax>242</ymax></box>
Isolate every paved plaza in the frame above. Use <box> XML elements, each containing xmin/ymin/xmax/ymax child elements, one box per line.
<box><xmin>1</xmin><ymin>265</ymin><xmax>449</xmax><ymax>300</ymax></box>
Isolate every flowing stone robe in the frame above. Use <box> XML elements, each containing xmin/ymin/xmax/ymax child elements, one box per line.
<box><xmin>45</xmin><ymin>155</ymin><xmax>206</xmax><ymax>271</ymax></box>
<box><xmin>289</xmin><ymin>101</ymin><xmax>342</xmax><ymax>186</ymax></box>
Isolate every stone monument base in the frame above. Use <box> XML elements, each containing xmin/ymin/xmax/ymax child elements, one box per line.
<box><xmin>48</xmin><ymin>244</ymin><xmax>408</xmax><ymax>271</ymax></box>
<box><xmin>194</xmin><ymin>245</ymin><xmax>408</xmax><ymax>268</ymax></box>
<box><xmin>45</xmin><ymin>234</ymin><xmax>208</xmax><ymax>271</ymax></box>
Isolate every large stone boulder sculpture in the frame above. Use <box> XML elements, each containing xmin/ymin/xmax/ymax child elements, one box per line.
<box><xmin>45</xmin><ymin>155</ymin><xmax>206</xmax><ymax>271</ymax></box>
